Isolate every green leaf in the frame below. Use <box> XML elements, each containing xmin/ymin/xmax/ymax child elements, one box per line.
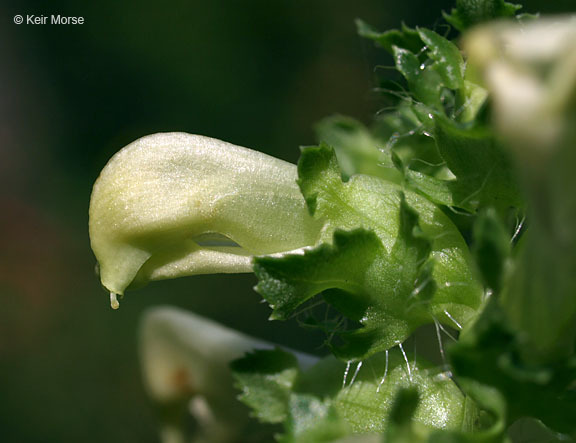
<box><xmin>256</xmin><ymin>145</ymin><xmax>482</xmax><ymax>359</ymax></box>
<box><xmin>280</xmin><ymin>394</ymin><xmax>350</xmax><ymax>443</ymax></box>
<box><xmin>432</xmin><ymin>117</ymin><xmax>523</xmax><ymax>214</ymax></box>
<box><xmin>330</xmin><ymin>351</ymin><xmax>475</xmax><ymax>436</ymax></box>
<box><xmin>392</xmin><ymin>47</ymin><xmax>420</xmax><ymax>85</ymax></box>
<box><xmin>436</xmin><ymin>381</ymin><xmax>508</xmax><ymax>443</ymax></box>
<box><xmin>356</xmin><ymin>20</ymin><xmax>423</xmax><ymax>54</ymax></box>
<box><xmin>415</xmin><ymin>72</ymin><xmax>447</xmax><ymax>114</ymax></box>
<box><xmin>255</xmin><ymin>229</ymin><xmax>383</xmax><ymax>322</ymax></box>
<box><xmin>443</xmin><ymin>0</ymin><xmax>522</xmax><ymax>32</ymax></box>
<box><xmin>459</xmin><ymin>81</ymin><xmax>489</xmax><ymax>124</ymax></box>
<box><xmin>450</xmin><ymin>298</ymin><xmax>576</xmax><ymax>437</ymax></box>
<box><xmin>404</xmin><ymin>170</ymin><xmax>457</xmax><ymax>208</ymax></box>
<box><xmin>391</xmin><ymin>48</ymin><xmax>445</xmax><ymax>111</ymax></box>
<box><xmin>233</xmin><ymin>349</ymin><xmax>478</xmax><ymax>441</ymax></box>
<box><xmin>256</xmin><ymin>227</ymin><xmax>434</xmax><ymax>358</ymax></box>
<box><xmin>315</xmin><ymin>115</ymin><xmax>400</xmax><ymax>183</ymax></box>
<box><xmin>231</xmin><ymin>348</ymin><xmax>300</xmax><ymax>424</ymax></box>
<box><xmin>232</xmin><ymin>350</ymin><xmax>350</xmax><ymax>442</ymax></box>
<box><xmin>360</xmin><ymin>21</ymin><xmax>488</xmax><ymax>125</ymax></box>
<box><xmin>382</xmin><ymin>29</ymin><xmax>466</xmax><ymax>113</ymax></box>
<box><xmin>417</xmin><ymin>29</ymin><xmax>465</xmax><ymax>91</ymax></box>
<box><xmin>374</xmin><ymin>105</ymin><xmax>448</xmax><ymax>181</ymax></box>
<box><xmin>378</xmin><ymin>380</ymin><xmax>508</xmax><ymax>442</ymax></box>
<box><xmin>384</xmin><ymin>388</ymin><xmax>426</xmax><ymax>443</ymax></box>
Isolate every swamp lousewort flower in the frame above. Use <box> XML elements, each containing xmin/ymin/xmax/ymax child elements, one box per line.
<box><xmin>90</xmin><ymin>130</ymin><xmax>482</xmax><ymax>363</ymax></box>
<box><xmin>89</xmin><ymin>4</ymin><xmax>576</xmax><ymax>440</ymax></box>
<box><xmin>89</xmin><ymin>132</ymin><xmax>322</xmax><ymax>307</ymax></box>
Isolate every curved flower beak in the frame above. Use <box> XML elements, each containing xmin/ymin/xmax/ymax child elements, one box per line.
<box><xmin>89</xmin><ymin>133</ymin><xmax>322</xmax><ymax>303</ymax></box>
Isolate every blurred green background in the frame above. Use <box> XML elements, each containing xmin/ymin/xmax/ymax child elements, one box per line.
<box><xmin>0</xmin><ymin>0</ymin><xmax>572</xmax><ymax>441</ymax></box>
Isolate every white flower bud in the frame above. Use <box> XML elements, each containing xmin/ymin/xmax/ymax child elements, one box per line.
<box><xmin>140</xmin><ymin>307</ymin><xmax>317</xmax><ymax>443</ymax></box>
<box><xmin>464</xmin><ymin>17</ymin><xmax>576</xmax><ymax>164</ymax></box>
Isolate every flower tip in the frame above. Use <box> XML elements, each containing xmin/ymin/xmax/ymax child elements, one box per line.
<box><xmin>110</xmin><ymin>292</ymin><xmax>120</xmax><ymax>310</ymax></box>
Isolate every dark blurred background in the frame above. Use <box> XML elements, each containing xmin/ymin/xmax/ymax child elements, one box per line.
<box><xmin>0</xmin><ymin>0</ymin><xmax>572</xmax><ymax>441</ymax></box>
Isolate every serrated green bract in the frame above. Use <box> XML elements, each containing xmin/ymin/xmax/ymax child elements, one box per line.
<box><xmin>391</xmin><ymin>47</ymin><xmax>445</xmax><ymax>111</ymax></box>
<box><xmin>361</xmin><ymin>23</ymin><xmax>464</xmax><ymax>113</ymax></box>
<box><xmin>417</xmin><ymin>28</ymin><xmax>465</xmax><ymax>91</ymax></box>
<box><xmin>359</xmin><ymin>22</ymin><xmax>469</xmax><ymax>113</ymax></box>
<box><xmin>315</xmin><ymin>115</ymin><xmax>401</xmax><ymax>183</ymax></box>
<box><xmin>356</xmin><ymin>19</ymin><xmax>525</xmax><ymax>219</ymax></box>
<box><xmin>255</xmin><ymin>146</ymin><xmax>482</xmax><ymax>360</ymax></box>
<box><xmin>443</xmin><ymin>0</ymin><xmax>522</xmax><ymax>32</ymax></box>
<box><xmin>281</xmin><ymin>395</ymin><xmax>350</xmax><ymax>443</ymax></box>
<box><xmin>356</xmin><ymin>20</ymin><xmax>423</xmax><ymax>54</ymax></box>
<box><xmin>255</xmin><ymin>228</ymin><xmax>431</xmax><ymax>359</ymax></box>
<box><xmin>394</xmin><ymin>116</ymin><xmax>523</xmax><ymax>217</ymax></box>
<box><xmin>231</xmin><ymin>348</ymin><xmax>300</xmax><ymax>424</ymax></box>
<box><xmin>374</xmin><ymin>104</ymin><xmax>448</xmax><ymax>181</ymax></box>
<box><xmin>330</xmin><ymin>351</ymin><xmax>476</xmax><ymax>436</ymax></box>
<box><xmin>232</xmin><ymin>349</ymin><xmax>477</xmax><ymax>442</ymax></box>
<box><xmin>232</xmin><ymin>349</ymin><xmax>351</xmax><ymax>442</ymax></box>
<box><xmin>421</xmin><ymin>117</ymin><xmax>522</xmax><ymax>214</ymax></box>
<box><xmin>385</xmin><ymin>28</ymin><xmax>521</xmax><ymax>214</ymax></box>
